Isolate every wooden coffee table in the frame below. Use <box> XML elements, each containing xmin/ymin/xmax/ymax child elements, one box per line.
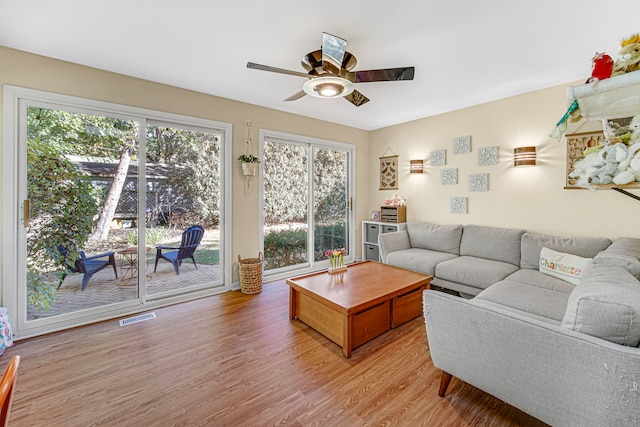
<box><xmin>287</xmin><ymin>261</ymin><xmax>432</xmax><ymax>358</ymax></box>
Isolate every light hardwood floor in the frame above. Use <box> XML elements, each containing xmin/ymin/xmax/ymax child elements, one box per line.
<box><xmin>3</xmin><ymin>280</ymin><xmax>548</xmax><ymax>426</ymax></box>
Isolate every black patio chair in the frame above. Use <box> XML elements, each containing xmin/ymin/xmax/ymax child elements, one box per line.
<box><xmin>57</xmin><ymin>244</ymin><xmax>118</xmax><ymax>290</ymax></box>
<box><xmin>154</xmin><ymin>225</ymin><xmax>205</xmax><ymax>275</ymax></box>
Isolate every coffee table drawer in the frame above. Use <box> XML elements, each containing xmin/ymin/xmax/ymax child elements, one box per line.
<box><xmin>391</xmin><ymin>286</ymin><xmax>425</xmax><ymax>327</ymax></box>
<box><xmin>352</xmin><ymin>300</ymin><xmax>390</xmax><ymax>349</ymax></box>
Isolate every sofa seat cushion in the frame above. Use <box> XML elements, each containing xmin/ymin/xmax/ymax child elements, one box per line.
<box><xmin>386</xmin><ymin>248</ymin><xmax>458</xmax><ymax>276</ymax></box>
<box><xmin>504</xmin><ymin>269</ymin><xmax>576</xmax><ymax>294</ymax></box>
<box><xmin>562</xmin><ymin>267</ymin><xmax>640</xmax><ymax>346</ymax></box>
<box><xmin>475</xmin><ymin>281</ymin><xmax>570</xmax><ymax>322</ymax></box>
<box><xmin>520</xmin><ymin>233</ymin><xmax>611</xmax><ymax>269</ymax></box>
<box><xmin>406</xmin><ymin>221</ymin><xmax>463</xmax><ymax>254</ymax></box>
<box><xmin>435</xmin><ymin>256</ymin><xmax>520</xmax><ymax>291</ymax></box>
<box><xmin>459</xmin><ymin>225</ymin><xmax>525</xmax><ymax>266</ymax></box>
<box><xmin>472</xmin><ymin>299</ymin><xmax>562</xmax><ymax>326</ymax></box>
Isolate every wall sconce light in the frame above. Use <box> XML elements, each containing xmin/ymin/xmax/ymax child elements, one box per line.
<box><xmin>513</xmin><ymin>146</ymin><xmax>536</xmax><ymax>167</ymax></box>
<box><xmin>410</xmin><ymin>159</ymin><xmax>424</xmax><ymax>174</ymax></box>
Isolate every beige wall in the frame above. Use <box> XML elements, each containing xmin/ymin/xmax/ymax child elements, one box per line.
<box><xmin>369</xmin><ymin>84</ymin><xmax>640</xmax><ymax>240</ymax></box>
<box><xmin>0</xmin><ymin>47</ymin><xmax>371</xmax><ymax>296</ymax></box>
<box><xmin>3</xmin><ymin>46</ymin><xmax>638</xmax><ymax>306</ymax></box>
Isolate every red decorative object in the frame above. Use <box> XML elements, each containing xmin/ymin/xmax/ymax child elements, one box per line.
<box><xmin>588</xmin><ymin>52</ymin><xmax>614</xmax><ymax>82</ymax></box>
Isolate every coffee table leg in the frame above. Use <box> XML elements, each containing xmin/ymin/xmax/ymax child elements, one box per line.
<box><xmin>289</xmin><ymin>287</ymin><xmax>297</xmax><ymax>320</ymax></box>
<box><xmin>343</xmin><ymin>314</ymin><xmax>352</xmax><ymax>358</ymax></box>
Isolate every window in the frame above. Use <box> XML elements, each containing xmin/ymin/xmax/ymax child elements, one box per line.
<box><xmin>260</xmin><ymin>130</ymin><xmax>355</xmax><ymax>277</ymax></box>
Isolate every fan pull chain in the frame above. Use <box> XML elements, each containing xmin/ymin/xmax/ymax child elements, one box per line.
<box><xmin>244</xmin><ymin>120</ymin><xmax>253</xmax><ymax>193</ymax></box>
<box><xmin>245</xmin><ymin>120</ymin><xmax>253</xmax><ymax>157</ymax></box>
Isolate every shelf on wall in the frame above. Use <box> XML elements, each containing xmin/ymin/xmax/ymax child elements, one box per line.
<box><xmin>566</xmin><ymin>70</ymin><xmax>640</xmax><ymax>122</ymax></box>
<box><xmin>563</xmin><ymin>71</ymin><xmax>640</xmax><ymax>201</ymax></box>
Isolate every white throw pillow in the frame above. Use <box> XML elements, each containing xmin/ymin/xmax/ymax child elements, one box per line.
<box><xmin>539</xmin><ymin>247</ymin><xmax>592</xmax><ymax>285</ymax></box>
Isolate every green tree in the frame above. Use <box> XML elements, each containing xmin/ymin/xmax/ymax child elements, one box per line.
<box><xmin>263</xmin><ymin>142</ymin><xmax>308</xmax><ymax>225</ymax></box>
<box><xmin>146</xmin><ymin>126</ymin><xmax>221</xmax><ymax>227</ymax></box>
<box><xmin>313</xmin><ymin>148</ymin><xmax>347</xmax><ymax>222</ymax></box>
<box><xmin>28</xmin><ymin>107</ymin><xmax>138</xmax><ymax>241</ymax></box>
<box><xmin>26</xmin><ymin>138</ymin><xmax>99</xmax><ymax>310</ymax></box>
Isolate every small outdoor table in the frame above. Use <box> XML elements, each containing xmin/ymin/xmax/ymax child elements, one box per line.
<box><xmin>117</xmin><ymin>246</ymin><xmax>151</xmax><ymax>286</ymax></box>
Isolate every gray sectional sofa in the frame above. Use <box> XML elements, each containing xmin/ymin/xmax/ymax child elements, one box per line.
<box><xmin>378</xmin><ymin>221</ymin><xmax>640</xmax><ymax>426</ymax></box>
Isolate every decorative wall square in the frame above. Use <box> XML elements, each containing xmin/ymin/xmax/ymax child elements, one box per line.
<box><xmin>450</xmin><ymin>197</ymin><xmax>468</xmax><ymax>214</ymax></box>
<box><xmin>469</xmin><ymin>173</ymin><xmax>489</xmax><ymax>192</ymax></box>
<box><xmin>478</xmin><ymin>146</ymin><xmax>498</xmax><ymax>166</ymax></box>
<box><xmin>430</xmin><ymin>149</ymin><xmax>446</xmax><ymax>166</ymax></box>
<box><xmin>453</xmin><ymin>135</ymin><xmax>471</xmax><ymax>154</ymax></box>
<box><xmin>441</xmin><ymin>168</ymin><xmax>458</xmax><ymax>185</ymax></box>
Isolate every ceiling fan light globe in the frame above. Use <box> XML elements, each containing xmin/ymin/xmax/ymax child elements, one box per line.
<box><xmin>317</xmin><ymin>83</ymin><xmax>342</xmax><ymax>97</ymax></box>
<box><xmin>303</xmin><ymin>76</ymin><xmax>354</xmax><ymax>99</ymax></box>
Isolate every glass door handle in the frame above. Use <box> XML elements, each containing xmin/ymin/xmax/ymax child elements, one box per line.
<box><xmin>23</xmin><ymin>199</ymin><xmax>30</xmax><ymax>228</ymax></box>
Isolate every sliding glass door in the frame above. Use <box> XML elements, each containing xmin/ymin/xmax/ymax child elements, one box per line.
<box><xmin>4</xmin><ymin>86</ymin><xmax>230</xmax><ymax>337</ymax></box>
<box><xmin>24</xmin><ymin>105</ymin><xmax>141</xmax><ymax>321</ymax></box>
<box><xmin>144</xmin><ymin>123</ymin><xmax>222</xmax><ymax>298</ymax></box>
<box><xmin>312</xmin><ymin>146</ymin><xmax>349</xmax><ymax>262</ymax></box>
<box><xmin>261</xmin><ymin>131</ymin><xmax>354</xmax><ymax>274</ymax></box>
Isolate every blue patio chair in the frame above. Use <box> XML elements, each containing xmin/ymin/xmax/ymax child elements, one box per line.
<box><xmin>154</xmin><ymin>225</ymin><xmax>205</xmax><ymax>275</ymax></box>
<box><xmin>57</xmin><ymin>244</ymin><xmax>118</xmax><ymax>290</ymax></box>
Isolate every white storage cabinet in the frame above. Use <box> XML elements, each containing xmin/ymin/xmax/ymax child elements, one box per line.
<box><xmin>362</xmin><ymin>220</ymin><xmax>407</xmax><ymax>262</ymax></box>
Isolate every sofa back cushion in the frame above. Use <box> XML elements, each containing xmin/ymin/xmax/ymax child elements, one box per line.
<box><xmin>592</xmin><ymin>238</ymin><xmax>640</xmax><ymax>279</ymax></box>
<box><xmin>520</xmin><ymin>233</ymin><xmax>612</xmax><ymax>270</ymax></box>
<box><xmin>459</xmin><ymin>225</ymin><xmax>525</xmax><ymax>265</ymax></box>
<box><xmin>406</xmin><ymin>221</ymin><xmax>462</xmax><ymax>255</ymax></box>
<box><xmin>561</xmin><ymin>267</ymin><xmax>640</xmax><ymax>347</ymax></box>
<box><xmin>603</xmin><ymin>237</ymin><xmax>640</xmax><ymax>259</ymax></box>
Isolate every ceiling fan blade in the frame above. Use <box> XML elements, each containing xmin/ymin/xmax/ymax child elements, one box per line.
<box><xmin>349</xmin><ymin>67</ymin><xmax>415</xmax><ymax>83</ymax></box>
<box><xmin>247</xmin><ymin>62</ymin><xmax>312</xmax><ymax>79</ymax></box>
<box><xmin>344</xmin><ymin>89</ymin><xmax>370</xmax><ymax>107</ymax></box>
<box><xmin>321</xmin><ymin>32</ymin><xmax>348</xmax><ymax>75</ymax></box>
<box><xmin>284</xmin><ymin>90</ymin><xmax>306</xmax><ymax>101</ymax></box>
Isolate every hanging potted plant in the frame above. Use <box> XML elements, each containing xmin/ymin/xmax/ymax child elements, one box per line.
<box><xmin>239</xmin><ymin>153</ymin><xmax>260</xmax><ymax>176</ymax></box>
<box><xmin>240</xmin><ymin>121</ymin><xmax>259</xmax><ymax>177</ymax></box>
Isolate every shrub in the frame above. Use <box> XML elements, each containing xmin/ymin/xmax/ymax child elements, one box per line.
<box><xmin>263</xmin><ymin>222</ymin><xmax>346</xmax><ymax>270</ymax></box>
<box><xmin>263</xmin><ymin>228</ymin><xmax>307</xmax><ymax>270</ymax></box>
<box><xmin>127</xmin><ymin>227</ymin><xmax>172</xmax><ymax>246</ymax></box>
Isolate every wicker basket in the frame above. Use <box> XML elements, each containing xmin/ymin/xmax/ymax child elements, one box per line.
<box><xmin>238</xmin><ymin>252</ymin><xmax>264</xmax><ymax>294</ymax></box>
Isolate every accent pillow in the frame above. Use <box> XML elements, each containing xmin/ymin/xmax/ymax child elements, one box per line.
<box><xmin>561</xmin><ymin>267</ymin><xmax>640</xmax><ymax>347</ymax></box>
<box><xmin>539</xmin><ymin>247</ymin><xmax>592</xmax><ymax>285</ymax></box>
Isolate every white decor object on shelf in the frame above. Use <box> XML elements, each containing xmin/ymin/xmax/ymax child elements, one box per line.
<box><xmin>566</xmin><ymin>70</ymin><xmax>640</xmax><ymax>121</ymax></box>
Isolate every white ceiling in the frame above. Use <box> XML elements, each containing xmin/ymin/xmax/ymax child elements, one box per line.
<box><xmin>1</xmin><ymin>1</ymin><xmax>638</xmax><ymax>131</ymax></box>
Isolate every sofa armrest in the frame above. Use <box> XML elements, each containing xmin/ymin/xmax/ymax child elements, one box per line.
<box><xmin>378</xmin><ymin>230</ymin><xmax>411</xmax><ymax>263</ymax></box>
<box><xmin>423</xmin><ymin>290</ymin><xmax>640</xmax><ymax>427</ymax></box>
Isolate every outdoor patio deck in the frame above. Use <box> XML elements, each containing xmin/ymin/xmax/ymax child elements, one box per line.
<box><xmin>28</xmin><ymin>260</ymin><xmax>221</xmax><ymax>320</ymax></box>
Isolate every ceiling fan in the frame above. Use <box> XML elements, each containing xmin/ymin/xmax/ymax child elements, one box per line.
<box><xmin>247</xmin><ymin>32</ymin><xmax>415</xmax><ymax>107</ymax></box>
